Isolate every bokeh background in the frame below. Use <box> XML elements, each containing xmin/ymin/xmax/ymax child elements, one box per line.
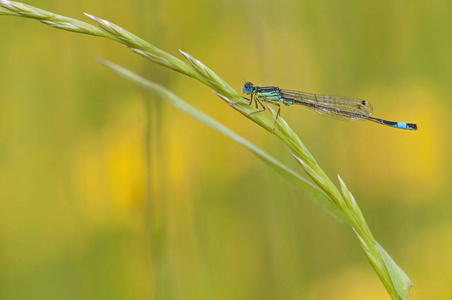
<box><xmin>0</xmin><ymin>0</ymin><xmax>450</xmax><ymax>299</ymax></box>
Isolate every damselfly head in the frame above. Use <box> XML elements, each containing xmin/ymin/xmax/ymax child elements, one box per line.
<box><xmin>242</xmin><ymin>82</ymin><xmax>254</xmax><ymax>95</ymax></box>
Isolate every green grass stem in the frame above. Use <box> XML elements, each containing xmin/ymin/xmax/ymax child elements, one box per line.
<box><xmin>0</xmin><ymin>1</ymin><xmax>412</xmax><ymax>298</ymax></box>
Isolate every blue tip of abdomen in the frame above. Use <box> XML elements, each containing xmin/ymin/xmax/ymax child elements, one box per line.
<box><xmin>392</xmin><ymin>122</ymin><xmax>418</xmax><ymax>130</ymax></box>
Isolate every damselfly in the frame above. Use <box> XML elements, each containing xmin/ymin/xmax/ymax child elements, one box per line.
<box><xmin>241</xmin><ymin>82</ymin><xmax>417</xmax><ymax>130</ymax></box>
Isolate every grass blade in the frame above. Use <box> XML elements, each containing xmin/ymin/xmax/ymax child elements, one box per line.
<box><xmin>97</xmin><ymin>58</ymin><xmax>350</xmax><ymax>226</ymax></box>
<box><xmin>0</xmin><ymin>2</ymin><xmax>412</xmax><ymax>298</ymax></box>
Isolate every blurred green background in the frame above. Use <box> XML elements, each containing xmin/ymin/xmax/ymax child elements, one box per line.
<box><xmin>0</xmin><ymin>0</ymin><xmax>450</xmax><ymax>299</ymax></box>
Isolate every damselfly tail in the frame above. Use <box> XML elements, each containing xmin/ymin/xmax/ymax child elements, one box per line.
<box><xmin>368</xmin><ymin>117</ymin><xmax>418</xmax><ymax>130</ymax></box>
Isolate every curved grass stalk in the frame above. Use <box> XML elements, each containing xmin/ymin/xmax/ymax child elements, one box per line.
<box><xmin>0</xmin><ymin>1</ymin><xmax>412</xmax><ymax>299</ymax></box>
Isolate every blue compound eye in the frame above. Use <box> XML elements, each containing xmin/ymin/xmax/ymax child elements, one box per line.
<box><xmin>242</xmin><ymin>82</ymin><xmax>254</xmax><ymax>94</ymax></box>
